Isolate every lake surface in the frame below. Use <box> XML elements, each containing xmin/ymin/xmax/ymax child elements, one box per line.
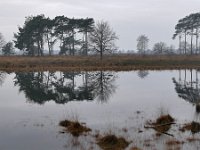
<box><xmin>0</xmin><ymin>70</ymin><xmax>200</xmax><ymax>150</ymax></box>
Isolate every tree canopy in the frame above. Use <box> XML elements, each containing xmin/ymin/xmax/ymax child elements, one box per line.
<box><xmin>137</xmin><ymin>35</ymin><xmax>149</xmax><ymax>54</ymax></box>
<box><xmin>0</xmin><ymin>32</ymin><xmax>5</xmax><ymax>51</ymax></box>
<box><xmin>14</xmin><ymin>15</ymin><xmax>95</xmax><ymax>56</ymax></box>
<box><xmin>2</xmin><ymin>42</ymin><xmax>14</xmax><ymax>56</ymax></box>
<box><xmin>89</xmin><ymin>21</ymin><xmax>118</xmax><ymax>59</ymax></box>
<box><xmin>173</xmin><ymin>13</ymin><xmax>200</xmax><ymax>54</ymax></box>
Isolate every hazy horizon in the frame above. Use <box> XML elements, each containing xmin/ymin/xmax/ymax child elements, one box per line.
<box><xmin>0</xmin><ymin>0</ymin><xmax>200</xmax><ymax>51</ymax></box>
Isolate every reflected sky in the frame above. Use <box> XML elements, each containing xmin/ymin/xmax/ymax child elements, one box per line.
<box><xmin>0</xmin><ymin>70</ymin><xmax>200</xmax><ymax>149</ymax></box>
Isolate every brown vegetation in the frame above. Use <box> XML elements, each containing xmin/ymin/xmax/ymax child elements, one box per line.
<box><xmin>1</xmin><ymin>55</ymin><xmax>200</xmax><ymax>72</ymax></box>
<box><xmin>186</xmin><ymin>137</ymin><xmax>200</xmax><ymax>142</ymax></box>
<box><xmin>166</xmin><ymin>139</ymin><xmax>184</xmax><ymax>146</ymax></box>
<box><xmin>155</xmin><ymin>115</ymin><xmax>174</xmax><ymax>125</ymax></box>
<box><xmin>180</xmin><ymin>121</ymin><xmax>200</xmax><ymax>134</ymax></box>
<box><xmin>130</xmin><ymin>147</ymin><xmax>142</xmax><ymax>150</ymax></box>
<box><xmin>97</xmin><ymin>134</ymin><xmax>129</xmax><ymax>150</ymax></box>
<box><xmin>59</xmin><ymin>120</ymin><xmax>91</xmax><ymax>136</ymax></box>
<box><xmin>145</xmin><ymin>114</ymin><xmax>175</xmax><ymax>136</ymax></box>
<box><xmin>166</xmin><ymin>139</ymin><xmax>184</xmax><ymax>150</ymax></box>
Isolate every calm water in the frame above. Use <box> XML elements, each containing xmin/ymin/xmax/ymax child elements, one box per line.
<box><xmin>0</xmin><ymin>70</ymin><xmax>200</xmax><ymax>150</ymax></box>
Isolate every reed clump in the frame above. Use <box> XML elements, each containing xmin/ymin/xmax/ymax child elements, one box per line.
<box><xmin>145</xmin><ymin>114</ymin><xmax>175</xmax><ymax>135</ymax></box>
<box><xmin>97</xmin><ymin>134</ymin><xmax>129</xmax><ymax>150</ymax></box>
<box><xmin>59</xmin><ymin>120</ymin><xmax>91</xmax><ymax>137</ymax></box>
<box><xmin>180</xmin><ymin>121</ymin><xmax>200</xmax><ymax>134</ymax></box>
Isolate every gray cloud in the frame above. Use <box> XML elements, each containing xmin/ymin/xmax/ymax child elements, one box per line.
<box><xmin>0</xmin><ymin>0</ymin><xmax>200</xmax><ymax>50</ymax></box>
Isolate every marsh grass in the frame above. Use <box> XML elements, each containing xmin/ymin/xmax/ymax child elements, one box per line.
<box><xmin>59</xmin><ymin>120</ymin><xmax>91</xmax><ymax>137</ymax></box>
<box><xmin>165</xmin><ymin>139</ymin><xmax>184</xmax><ymax>150</ymax></box>
<box><xmin>145</xmin><ymin>114</ymin><xmax>175</xmax><ymax>136</ymax></box>
<box><xmin>59</xmin><ymin>111</ymin><xmax>91</xmax><ymax>136</ymax></box>
<box><xmin>97</xmin><ymin>134</ymin><xmax>129</xmax><ymax>150</ymax></box>
<box><xmin>130</xmin><ymin>147</ymin><xmax>142</xmax><ymax>150</ymax></box>
<box><xmin>186</xmin><ymin>137</ymin><xmax>200</xmax><ymax>142</ymax></box>
<box><xmin>155</xmin><ymin>115</ymin><xmax>174</xmax><ymax>125</ymax></box>
<box><xmin>153</xmin><ymin>115</ymin><xmax>174</xmax><ymax>134</ymax></box>
<box><xmin>1</xmin><ymin>55</ymin><xmax>200</xmax><ymax>71</ymax></box>
<box><xmin>180</xmin><ymin>121</ymin><xmax>200</xmax><ymax>134</ymax></box>
<box><xmin>166</xmin><ymin>139</ymin><xmax>184</xmax><ymax>146</ymax></box>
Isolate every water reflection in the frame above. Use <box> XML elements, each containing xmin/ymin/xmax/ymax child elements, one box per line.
<box><xmin>2</xmin><ymin>70</ymin><xmax>200</xmax><ymax>150</ymax></box>
<box><xmin>14</xmin><ymin>71</ymin><xmax>117</xmax><ymax>104</ymax></box>
<box><xmin>173</xmin><ymin>69</ymin><xmax>200</xmax><ymax>114</ymax></box>
<box><xmin>0</xmin><ymin>71</ymin><xmax>7</xmax><ymax>86</ymax></box>
<box><xmin>89</xmin><ymin>71</ymin><xmax>117</xmax><ymax>103</ymax></box>
<box><xmin>137</xmin><ymin>70</ymin><xmax>149</xmax><ymax>79</ymax></box>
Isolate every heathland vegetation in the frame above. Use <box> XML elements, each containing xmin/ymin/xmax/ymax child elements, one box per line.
<box><xmin>1</xmin><ymin>13</ymin><xmax>200</xmax><ymax>70</ymax></box>
<box><xmin>0</xmin><ymin>55</ymin><xmax>200</xmax><ymax>72</ymax></box>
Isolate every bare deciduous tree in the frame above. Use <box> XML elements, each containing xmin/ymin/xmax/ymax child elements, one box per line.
<box><xmin>0</xmin><ymin>72</ymin><xmax>6</xmax><ymax>86</ymax></box>
<box><xmin>153</xmin><ymin>42</ymin><xmax>167</xmax><ymax>54</ymax></box>
<box><xmin>0</xmin><ymin>33</ymin><xmax>5</xmax><ymax>50</ymax></box>
<box><xmin>137</xmin><ymin>35</ymin><xmax>149</xmax><ymax>54</ymax></box>
<box><xmin>2</xmin><ymin>42</ymin><xmax>15</xmax><ymax>56</ymax></box>
<box><xmin>137</xmin><ymin>70</ymin><xmax>149</xmax><ymax>79</ymax></box>
<box><xmin>89</xmin><ymin>21</ymin><xmax>118</xmax><ymax>60</ymax></box>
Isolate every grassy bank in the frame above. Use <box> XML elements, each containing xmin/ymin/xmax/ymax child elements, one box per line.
<box><xmin>1</xmin><ymin>55</ymin><xmax>200</xmax><ymax>72</ymax></box>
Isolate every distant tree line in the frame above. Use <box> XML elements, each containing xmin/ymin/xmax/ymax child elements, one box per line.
<box><xmin>135</xmin><ymin>12</ymin><xmax>200</xmax><ymax>55</ymax></box>
<box><xmin>136</xmin><ymin>34</ymin><xmax>176</xmax><ymax>55</ymax></box>
<box><xmin>13</xmin><ymin>14</ymin><xmax>118</xmax><ymax>59</ymax></box>
<box><xmin>5</xmin><ymin>12</ymin><xmax>200</xmax><ymax>56</ymax></box>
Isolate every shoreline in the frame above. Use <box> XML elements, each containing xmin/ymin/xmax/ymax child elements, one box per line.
<box><xmin>0</xmin><ymin>55</ymin><xmax>200</xmax><ymax>72</ymax></box>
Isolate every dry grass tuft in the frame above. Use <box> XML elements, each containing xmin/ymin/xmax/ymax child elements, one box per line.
<box><xmin>180</xmin><ymin>121</ymin><xmax>200</xmax><ymax>134</ymax></box>
<box><xmin>155</xmin><ymin>115</ymin><xmax>174</xmax><ymax>125</ymax></box>
<box><xmin>145</xmin><ymin>114</ymin><xmax>175</xmax><ymax>135</ymax></box>
<box><xmin>186</xmin><ymin>137</ymin><xmax>200</xmax><ymax>142</ymax></box>
<box><xmin>130</xmin><ymin>146</ymin><xmax>142</xmax><ymax>150</ymax></box>
<box><xmin>166</xmin><ymin>139</ymin><xmax>184</xmax><ymax>146</ymax></box>
<box><xmin>59</xmin><ymin>120</ymin><xmax>91</xmax><ymax>137</ymax></box>
<box><xmin>97</xmin><ymin>134</ymin><xmax>129</xmax><ymax>150</ymax></box>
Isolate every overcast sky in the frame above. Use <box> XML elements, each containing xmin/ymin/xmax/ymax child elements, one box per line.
<box><xmin>0</xmin><ymin>0</ymin><xmax>200</xmax><ymax>50</ymax></box>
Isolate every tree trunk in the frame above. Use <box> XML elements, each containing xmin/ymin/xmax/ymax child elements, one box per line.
<box><xmin>179</xmin><ymin>35</ymin><xmax>182</xmax><ymax>54</ymax></box>
<box><xmin>37</xmin><ymin>40</ymin><xmax>40</xmax><ymax>56</ymax></box>
<box><xmin>196</xmin><ymin>28</ymin><xmax>199</xmax><ymax>55</ymax></box>
<box><xmin>191</xmin><ymin>69</ymin><xmax>193</xmax><ymax>87</ymax></box>
<box><xmin>40</xmin><ymin>41</ymin><xmax>43</xmax><ymax>56</ymax></box>
<box><xmin>72</xmin><ymin>30</ymin><xmax>75</xmax><ymax>56</ymax></box>
<box><xmin>72</xmin><ymin>72</ymin><xmax>75</xmax><ymax>93</ymax></box>
<box><xmin>85</xmin><ymin>31</ymin><xmax>88</xmax><ymax>56</ymax></box>
<box><xmin>196</xmin><ymin>70</ymin><xmax>198</xmax><ymax>90</ymax></box>
<box><xmin>100</xmin><ymin>45</ymin><xmax>103</xmax><ymax>60</ymax></box>
<box><xmin>100</xmin><ymin>33</ymin><xmax>103</xmax><ymax>60</ymax></box>
<box><xmin>46</xmin><ymin>34</ymin><xmax>51</xmax><ymax>56</ymax></box>
<box><xmin>191</xmin><ymin>29</ymin><xmax>193</xmax><ymax>55</ymax></box>
<box><xmin>184</xmin><ymin>31</ymin><xmax>187</xmax><ymax>54</ymax></box>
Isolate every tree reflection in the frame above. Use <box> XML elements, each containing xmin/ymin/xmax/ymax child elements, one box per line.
<box><xmin>173</xmin><ymin>69</ymin><xmax>200</xmax><ymax>114</ymax></box>
<box><xmin>76</xmin><ymin>72</ymin><xmax>94</xmax><ymax>100</ymax></box>
<box><xmin>0</xmin><ymin>71</ymin><xmax>7</xmax><ymax>86</ymax></box>
<box><xmin>89</xmin><ymin>71</ymin><xmax>117</xmax><ymax>103</ymax></box>
<box><xmin>137</xmin><ymin>70</ymin><xmax>149</xmax><ymax>79</ymax></box>
<box><xmin>14</xmin><ymin>71</ymin><xmax>117</xmax><ymax>104</ymax></box>
<box><xmin>14</xmin><ymin>72</ymin><xmax>55</xmax><ymax>104</ymax></box>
